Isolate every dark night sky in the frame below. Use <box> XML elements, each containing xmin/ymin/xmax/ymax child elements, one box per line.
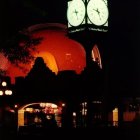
<box><xmin>0</xmin><ymin>0</ymin><xmax>140</xmax><ymax>96</ymax></box>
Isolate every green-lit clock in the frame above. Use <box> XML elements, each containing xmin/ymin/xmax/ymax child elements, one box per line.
<box><xmin>87</xmin><ymin>0</ymin><xmax>109</xmax><ymax>26</ymax></box>
<box><xmin>67</xmin><ymin>0</ymin><xmax>86</xmax><ymax>27</ymax></box>
<box><xmin>67</xmin><ymin>0</ymin><xmax>109</xmax><ymax>32</ymax></box>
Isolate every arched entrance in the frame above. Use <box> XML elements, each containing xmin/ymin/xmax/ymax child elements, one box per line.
<box><xmin>18</xmin><ymin>102</ymin><xmax>63</xmax><ymax>129</ymax></box>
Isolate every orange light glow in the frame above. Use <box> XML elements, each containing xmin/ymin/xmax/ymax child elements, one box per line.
<box><xmin>92</xmin><ymin>44</ymin><xmax>102</xmax><ymax>68</ymax></box>
<box><xmin>31</xmin><ymin>28</ymin><xmax>86</xmax><ymax>74</ymax></box>
<box><xmin>112</xmin><ymin>107</ymin><xmax>118</xmax><ymax>126</ymax></box>
<box><xmin>2</xmin><ymin>23</ymin><xmax>86</xmax><ymax>83</ymax></box>
<box><xmin>33</xmin><ymin>52</ymin><xmax>58</xmax><ymax>74</ymax></box>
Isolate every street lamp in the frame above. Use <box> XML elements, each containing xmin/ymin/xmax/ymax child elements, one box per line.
<box><xmin>0</xmin><ymin>81</ymin><xmax>13</xmax><ymax>96</ymax></box>
<box><xmin>5</xmin><ymin>90</ymin><xmax>13</xmax><ymax>96</ymax></box>
<box><xmin>0</xmin><ymin>80</ymin><xmax>13</xmax><ymax>132</ymax></box>
<box><xmin>2</xmin><ymin>81</ymin><xmax>7</xmax><ymax>87</ymax></box>
<box><xmin>0</xmin><ymin>91</ymin><xmax>4</xmax><ymax>96</ymax></box>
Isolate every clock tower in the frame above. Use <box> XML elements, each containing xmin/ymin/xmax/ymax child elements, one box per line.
<box><xmin>67</xmin><ymin>0</ymin><xmax>109</xmax><ymax>33</ymax></box>
<box><xmin>67</xmin><ymin>0</ymin><xmax>109</xmax><ymax>68</ymax></box>
<box><xmin>67</xmin><ymin>0</ymin><xmax>109</xmax><ymax>127</ymax></box>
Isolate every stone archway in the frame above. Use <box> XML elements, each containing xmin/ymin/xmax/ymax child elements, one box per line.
<box><xmin>18</xmin><ymin>102</ymin><xmax>62</xmax><ymax>129</ymax></box>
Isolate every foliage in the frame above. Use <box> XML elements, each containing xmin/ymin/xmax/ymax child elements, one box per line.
<box><xmin>2</xmin><ymin>33</ymin><xmax>42</xmax><ymax>64</ymax></box>
<box><xmin>0</xmin><ymin>31</ymin><xmax>42</xmax><ymax>75</ymax></box>
<box><xmin>0</xmin><ymin>69</ymin><xmax>7</xmax><ymax>76</ymax></box>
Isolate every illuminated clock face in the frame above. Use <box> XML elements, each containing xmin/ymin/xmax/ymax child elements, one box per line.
<box><xmin>67</xmin><ymin>0</ymin><xmax>86</xmax><ymax>27</ymax></box>
<box><xmin>87</xmin><ymin>0</ymin><xmax>109</xmax><ymax>26</ymax></box>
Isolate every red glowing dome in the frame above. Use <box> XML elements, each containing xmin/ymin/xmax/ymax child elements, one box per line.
<box><xmin>3</xmin><ymin>23</ymin><xmax>86</xmax><ymax>83</ymax></box>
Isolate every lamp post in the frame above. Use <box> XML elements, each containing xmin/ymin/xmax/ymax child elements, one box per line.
<box><xmin>0</xmin><ymin>81</ymin><xmax>13</xmax><ymax>96</ymax></box>
<box><xmin>0</xmin><ymin>80</ymin><xmax>13</xmax><ymax>135</ymax></box>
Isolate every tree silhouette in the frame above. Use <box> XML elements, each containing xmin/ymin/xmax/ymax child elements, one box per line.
<box><xmin>0</xmin><ymin>31</ymin><xmax>42</xmax><ymax>76</ymax></box>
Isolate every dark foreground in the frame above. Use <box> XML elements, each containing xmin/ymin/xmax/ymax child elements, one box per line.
<box><xmin>0</xmin><ymin>126</ymin><xmax>140</xmax><ymax>140</ymax></box>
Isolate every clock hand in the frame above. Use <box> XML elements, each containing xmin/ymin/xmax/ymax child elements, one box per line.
<box><xmin>93</xmin><ymin>8</ymin><xmax>98</xmax><ymax>13</ymax></box>
<box><xmin>73</xmin><ymin>9</ymin><xmax>79</xmax><ymax>19</ymax></box>
<box><xmin>96</xmin><ymin>8</ymin><xmax>101</xmax><ymax>20</ymax></box>
<box><xmin>93</xmin><ymin>8</ymin><xmax>101</xmax><ymax>20</ymax></box>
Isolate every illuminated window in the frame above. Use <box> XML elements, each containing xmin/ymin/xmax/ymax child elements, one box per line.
<box><xmin>92</xmin><ymin>45</ymin><xmax>102</xmax><ymax>68</ymax></box>
<box><xmin>113</xmin><ymin>107</ymin><xmax>118</xmax><ymax>127</ymax></box>
<box><xmin>81</xmin><ymin>102</ymin><xmax>87</xmax><ymax>116</ymax></box>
